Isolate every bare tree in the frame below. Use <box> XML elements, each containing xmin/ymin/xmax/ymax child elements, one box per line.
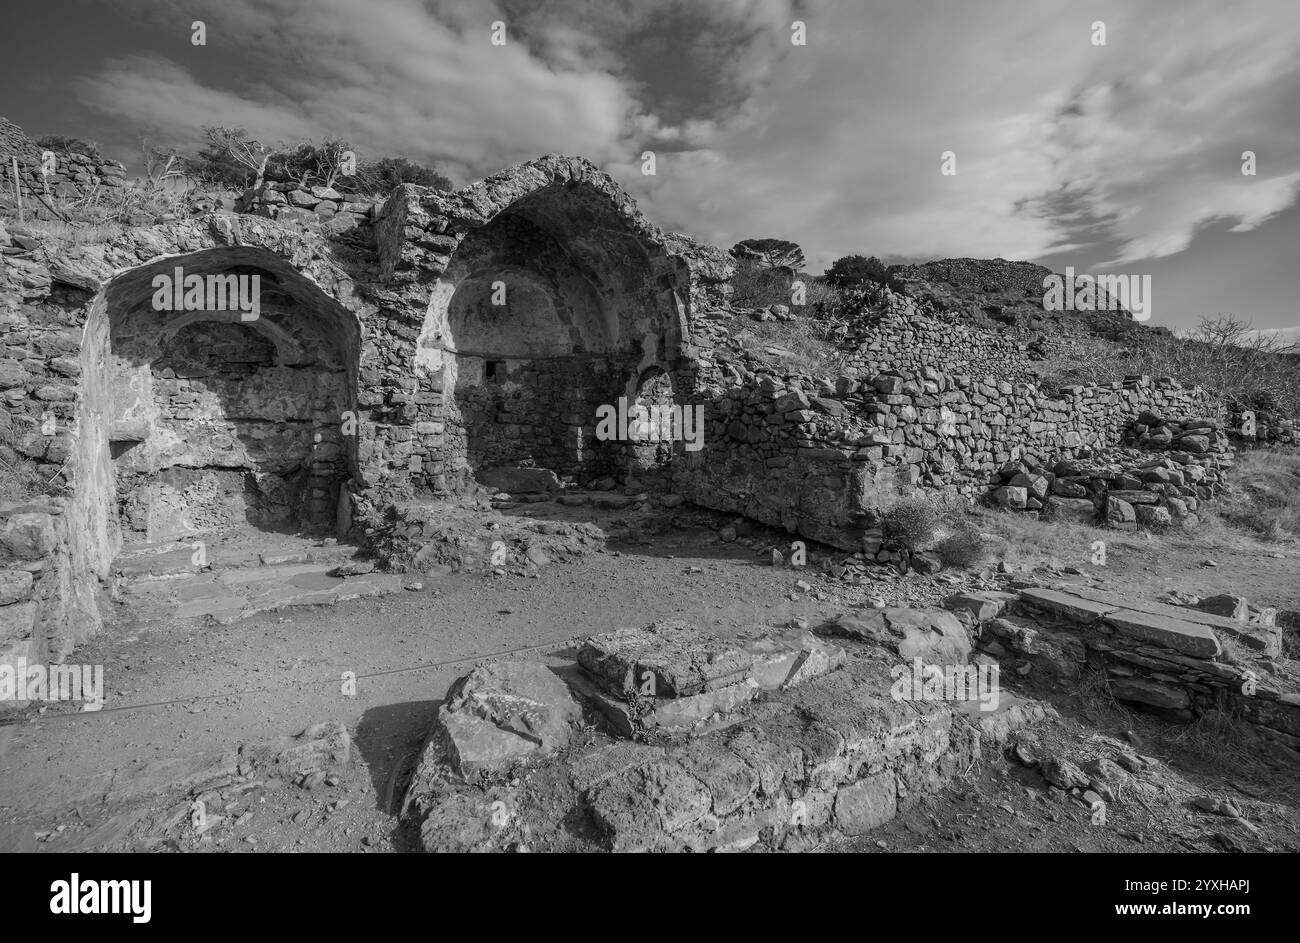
<box><xmin>1190</xmin><ymin>314</ymin><xmax>1299</xmax><ymax>354</ymax></box>
<box><xmin>140</xmin><ymin>138</ymin><xmax>186</xmax><ymax>189</ymax></box>
<box><xmin>193</xmin><ymin>126</ymin><xmax>270</xmax><ymax>190</ymax></box>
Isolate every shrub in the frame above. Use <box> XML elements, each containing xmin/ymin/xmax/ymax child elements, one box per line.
<box><xmin>35</xmin><ymin>135</ymin><xmax>104</xmax><ymax>161</ymax></box>
<box><xmin>352</xmin><ymin>156</ymin><xmax>452</xmax><ymax>194</ymax></box>
<box><xmin>936</xmin><ymin>518</ymin><xmax>992</xmax><ymax>567</ymax></box>
<box><xmin>265</xmin><ymin>138</ymin><xmax>356</xmax><ymax>188</ymax></box>
<box><xmin>882</xmin><ymin>497</ymin><xmax>941</xmax><ymax>550</ymax></box>
<box><xmin>729</xmin><ymin>259</ymin><xmax>795</xmax><ymax>308</ymax></box>
<box><xmin>825</xmin><ymin>254</ymin><xmax>901</xmax><ymax>291</ymax></box>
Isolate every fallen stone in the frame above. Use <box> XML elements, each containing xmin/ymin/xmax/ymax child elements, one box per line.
<box><xmin>943</xmin><ymin>590</ymin><xmax>1017</xmax><ymax>622</ymax></box>
<box><xmin>436</xmin><ymin>661</ymin><xmax>579</xmax><ymax>778</ymax></box>
<box><xmin>821</xmin><ymin>608</ymin><xmax>971</xmax><ymax>665</ymax></box>
<box><xmin>1041</xmin><ymin>756</ymin><xmax>1090</xmax><ymax>790</ymax></box>
<box><xmin>1195</xmin><ymin>594</ymin><xmax>1248</xmax><ymax>621</ymax></box>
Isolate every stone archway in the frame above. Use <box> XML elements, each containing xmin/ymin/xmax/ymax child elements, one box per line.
<box><xmin>101</xmin><ymin>248</ymin><xmax>362</xmax><ymax>541</ymax></box>
<box><xmin>401</xmin><ymin>163</ymin><xmax>695</xmax><ymax>494</ymax></box>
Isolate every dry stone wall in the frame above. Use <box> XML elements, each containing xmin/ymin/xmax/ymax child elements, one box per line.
<box><xmin>0</xmin><ymin>118</ymin><xmax>127</xmax><ymax>209</ymax></box>
<box><xmin>841</xmin><ymin>291</ymin><xmax>1041</xmax><ymax>387</ymax></box>
<box><xmin>678</xmin><ymin>335</ymin><xmax>1226</xmax><ymax>550</ymax></box>
<box><xmin>236</xmin><ymin>180</ymin><xmax>378</xmax><ymax>237</ymax></box>
<box><xmin>1011</xmin><ymin>586</ymin><xmax>1298</xmax><ymax>752</ymax></box>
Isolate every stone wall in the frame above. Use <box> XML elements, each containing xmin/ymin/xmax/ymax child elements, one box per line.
<box><xmin>0</xmin><ymin>118</ymin><xmax>127</xmax><ymax>211</ymax></box>
<box><xmin>448</xmin><ymin>355</ymin><xmax>631</xmax><ymax>487</ymax></box>
<box><xmin>1011</xmin><ymin>586</ymin><xmax>1298</xmax><ymax>754</ymax></box>
<box><xmin>841</xmin><ymin>291</ymin><xmax>1042</xmax><ymax>386</ymax></box>
<box><xmin>236</xmin><ymin>180</ymin><xmax>377</xmax><ymax>237</ymax></box>
<box><xmin>109</xmin><ymin>281</ymin><xmax>353</xmax><ymax>539</ymax></box>
<box><xmin>1</xmin><ymin>497</ymin><xmax>103</xmax><ymax>672</ymax></box>
<box><xmin>678</xmin><ymin>348</ymin><xmax>1226</xmax><ymax>550</ymax></box>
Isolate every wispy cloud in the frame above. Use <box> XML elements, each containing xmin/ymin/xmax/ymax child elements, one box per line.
<box><xmin>71</xmin><ymin>0</ymin><xmax>1300</xmax><ymax>299</ymax></box>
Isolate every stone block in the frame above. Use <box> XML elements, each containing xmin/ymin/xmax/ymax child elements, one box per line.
<box><xmin>1110</xmin><ymin>677</ymin><xmax>1190</xmax><ymax>711</ymax></box>
<box><xmin>995</xmin><ymin>485</ymin><xmax>1028</xmax><ymax>509</ymax></box>
<box><xmin>0</xmin><ymin>569</ymin><xmax>34</xmax><ymax>606</ymax></box>
<box><xmin>834</xmin><ymin>772</ymin><xmax>897</xmax><ymax>834</ymax></box>
<box><xmin>1104</xmin><ymin>609</ymin><xmax>1221</xmax><ymax>658</ymax></box>
<box><xmin>1018</xmin><ymin>587</ymin><xmax>1119</xmax><ymax>623</ymax></box>
<box><xmin>943</xmin><ymin>590</ymin><xmax>1017</xmax><ymax>623</ymax></box>
<box><xmin>436</xmin><ymin>661</ymin><xmax>580</xmax><ymax>777</ymax></box>
<box><xmin>1196</xmin><ymin>594</ymin><xmax>1248</xmax><ymax>621</ymax></box>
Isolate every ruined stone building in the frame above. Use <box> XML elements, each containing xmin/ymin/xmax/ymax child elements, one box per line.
<box><xmin>0</xmin><ymin>137</ymin><xmax>1284</xmax><ymax>682</ymax></box>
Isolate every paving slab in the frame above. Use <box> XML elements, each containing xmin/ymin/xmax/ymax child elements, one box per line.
<box><xmin>1104</xmin><ymin>608</ymin><xmax>1222</xmax><ymax>658</ymax></box>
<box><xmin>1060</xmin><ymin>584</ymin><xmax>1280</xmax><ymax>654</ymax></box>
<box><xmin>1017</xmin><ymin>587</ymin><xmax>1121</xmax><ymax>623</ymax></box>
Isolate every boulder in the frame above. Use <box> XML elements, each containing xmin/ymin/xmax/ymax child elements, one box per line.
<box><xmin>996</xmin><ymin>485</ymin><xmax>1028</xmax><ymax>509</ymax></box>
<box><xmin>437</xmin><ymin>661</ymin><xmax>580</xmax><ymax>778</ymax></box>
<box><xmin>1105</xmin><ymin>496</ymin><xmax>1136</xmax><ymax>530</ymax></box>
<box><xmin>0</xmin><ymin>509</ymin><xmax>59</xmax><ymax>560</ymax></box>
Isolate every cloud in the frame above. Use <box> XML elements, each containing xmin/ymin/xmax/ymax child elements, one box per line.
<box><xmin>72</xmin><ymin>0</ymin><xmax>1300</xmax><ymax>282</ymax></box>
<box><xmin>79</xmin><ymin>0</ymin><xmax>641</xmax><ymax>183</ymax></box>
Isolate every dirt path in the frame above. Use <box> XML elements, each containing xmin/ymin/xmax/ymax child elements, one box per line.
<box><xmin>0</xmin><ymin>506</ymin><xmax>1295</xmax><ymax>852</ymax></box>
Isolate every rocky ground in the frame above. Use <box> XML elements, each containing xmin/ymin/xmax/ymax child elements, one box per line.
<box><xmin>0</xmin><ymin>499</ymin><xmax>1296</xmax><ymax>853</ymax></box>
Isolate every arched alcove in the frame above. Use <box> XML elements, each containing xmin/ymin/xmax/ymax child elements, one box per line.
<box><xmin>413</xmin><ymin>179</ymin><xmax>689</xmax><ymax>491</ymax></box>
<box><xmin>101</xmin><ymin>248</ymin><xmax>362</xmax><ymax>540</ymax></box>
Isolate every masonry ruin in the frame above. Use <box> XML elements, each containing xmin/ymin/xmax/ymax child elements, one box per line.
<box><xmin>103</xmin><ymin>250</ymin><xmax>361</xmax><ymax>541</ymax></box>
<box><xmin>1</xmin><ymin>142</ymin><xmax>1295</xmax><ymax>693</ymax></box>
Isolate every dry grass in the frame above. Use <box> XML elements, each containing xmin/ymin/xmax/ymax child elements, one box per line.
<box><xmin>0</xmin><ymin>447</ymin><xmax>60</xmax><ymax>502</ymax></box>
<box><xmin>936</xmin><ymin>517</ymin><xmax>995</xmax><ymax>568</ymax></box>
<box><xmin>1037</xmin><ymin>331</ymin><xmax>1300</xmax><ymax>416</ymax></box>
<box><xmin>1216</xmin><ymin>448</ymin><xmax>1300</xmax><ymax>542</ymax></box>
<box><xmin>1165</xmin><ymin>704</ymin><xmax>1288</xmax><ymax>787</ymax></box>
<box><xmin>967</xmin><ymin>505</ymin><xmax>1117</xmax><ymax>572</ymax></box>
<box><xmin>732</xmin><ymin>319</ymin><xmax>849</xmax><ymax>378</ymax></box>
<box><xmin>1074</xmin><ymin>665</ymin><xmax>1135</xmax><ymax>728</ymax></box>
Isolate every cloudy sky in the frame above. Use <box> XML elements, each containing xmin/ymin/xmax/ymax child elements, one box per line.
<box><xmin>3</xmin><ymin>0</ymin><xmax>1298</xmax><ymax>332</ymax></box>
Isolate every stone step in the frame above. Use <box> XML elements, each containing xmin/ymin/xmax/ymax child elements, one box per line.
<box><xmin>114</xmin><ymin>557</ymin><xmax>402</xmax><ymax>624</ymax></box>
